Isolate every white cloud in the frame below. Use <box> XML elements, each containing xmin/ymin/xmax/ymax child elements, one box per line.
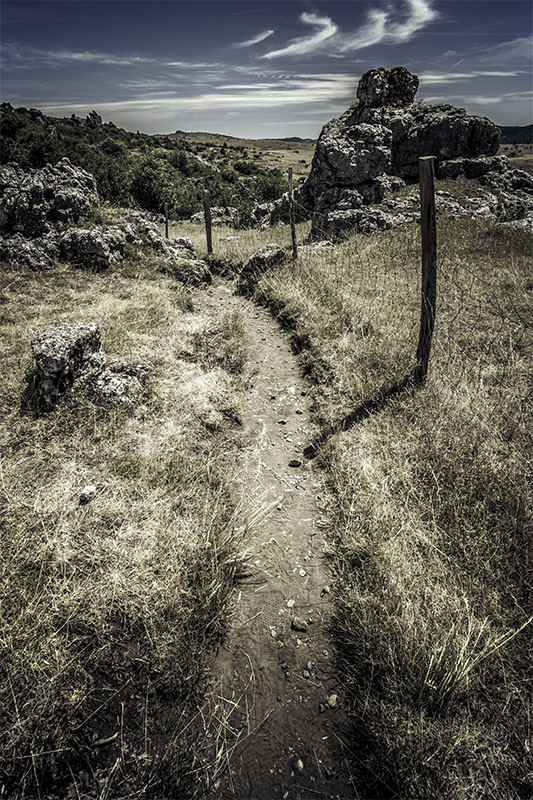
<box><xmin>426</xmin><ymin>95</ymin><xmax>502</xmax><ymax>106</ymax></box>
<box><xmin>419</xmin><ymin>70</ymin><xmax>524</xmax><ymax>86</ymax></box>
<box><xmin>385</xmin><ymin>0</ymin><xmax>437</xmax><ymax>44</ymax></box>
<box><xmin>49</xmin><ymin>50</ymin><xmax>153</xmax><ymax>65</ymax></box>
<box><xmin>443</xmin><ymin>50</ymin><xmax>457</xmax><ymax>57</ymax></box>
<box><xmin>164</xmin><ymin>60</ymin><xmax>222</xmax><ymax>68</ymax></box>
<box><xmin>338</xmin><ymin>10</ymin><xmax>389</xmax><ymax>53</ymax></box>
<box><xmin>261</xmin><ymin>12</ymin><xmax>338</xmax><ymax>60</ymax></box>
<box><xmin>233</xmin><ymin>29</ymin><xmax>274</xmax><ymax>48</ymax></box>
<box><xmin>1</xmin><ymin>44</ymin><xmax>154</xmax><ymax>67</ymax></box>
<box><xmin>38</xmin><ymin>73</ymin><xmax>357</xmax><ymax>118</ymax></box>
<box><xmin>262</xmin><ymin>1</ymin><xmax>437</xmax><ymax>59</ymax></box>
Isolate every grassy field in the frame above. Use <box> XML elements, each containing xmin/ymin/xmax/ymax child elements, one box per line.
<box><xmin>0</xmin><ymin>257</ymin><xmax>252</xmax><ymax>797</ymax></box>
<box><xmin>174</xmin><ymin>199</ymin><xmax>533</xmax><ymax>798</ymax></box>
<box><xmin>499</xmin><ymin>142</ymin><xmax>533</xmax><ymax>175</ymax></box>
<box><xmin>2</xmin><ymin>173</ymin><xmax>531</xmax><ymax>798</ymax></box>
<box><xmin>170</xmin><ymin>132</ymin><xmax>316</xmax><ymax>184</ymax></box>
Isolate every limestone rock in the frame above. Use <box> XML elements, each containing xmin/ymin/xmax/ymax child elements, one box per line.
<box><xmin>357</xmin><ymin>66</ymin><xmax>419</xmax><ymax>108</ymax></box>
<box><xmin>310</xmin><ymin>123</ymin><xmax>392</xmax><ymax>188</ymax></box>
<box><xmin>240</xmin><ymin>243</ymin><xmax>285</xmax><ymax>277</ymax></box>
<box><xmin>59</xmin><ymin>228</ymin><xmax>116</xmax><ymax>270</ymax></box>
<box><xmin>86</xmin><ymin>110</ymin><xmax>103</xmax><ymax>128</ymax></box>
<box><xmin>30</xmin><ymin>322</ymin><xmax>153</xmax><ymax>411</ymax></box>
<box><xmin>0</xmin><ymin>234</ymin><xmax>54</xmax><ymax>270</ymax></box>
<box><xmin>248</xmin><ymin>66</ymin><xmax>526</xmax><ymax>237</ymax></box>
<box><xmin>31</xmin><ymin>322</ymin><xmax>103</xmax><ymax>409</ymax></box>
<box><xmin>0</xmin><ymin>158</ymin><xmax>98</xmax><ymax>238</ymax></box>
<box><xmin>159</xmin><ymin>257</ymin><xmax>212</xmax><ymax>286</ymax></box>
<box><xmin>189</xmin><ymin>206</ymin><xmax>240</xmax><ymax>226</ymax></box>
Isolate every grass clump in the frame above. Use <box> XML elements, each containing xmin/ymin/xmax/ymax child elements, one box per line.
<box><xmin>208</xmin><ymin>215</ymin><xmax>532</xmax><ymax>799</ymax></box>
<box><xmin>0</xmin><ymin>261</ymin><xmax>250</xmax><ymax>798</ymax></box>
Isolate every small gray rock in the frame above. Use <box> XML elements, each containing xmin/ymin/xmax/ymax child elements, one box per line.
<box><xmin>291</xmin><ymin>617</ymin><xmax>308</xmax><ymax>632</ymax></box>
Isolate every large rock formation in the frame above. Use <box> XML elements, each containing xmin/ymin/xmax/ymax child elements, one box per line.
<box><xmin>257</xmin><ymin>66</ymin><xmax>533</xmax><ymax>239</ymax></box>
<box><xmin>30</xmin><ymin>322</ymin><xmax>153</xmax><ymax>410</ymax></box>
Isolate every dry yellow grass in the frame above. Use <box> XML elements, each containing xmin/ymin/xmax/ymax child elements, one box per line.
<box><xmin>206</xmin><ymin>208</ymin><xmax>532</xmax><ymax>798</ymax></box>
<box><xmin>0</xmin><ymin>259</ymin><xmax>250</xmax><ymax>797</ymax></box>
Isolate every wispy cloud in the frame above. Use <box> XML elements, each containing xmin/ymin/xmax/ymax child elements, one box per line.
<box><xmin>261</xmin><ymin>1</ymin><xmax>437</xmax><ymax>60</ymax></box>
<box><xmin>1</xmin><ymin>44</ymin><xmax>153</xmax><ymax>67</ymax></box>
<box><xmin>50</xmin><ymin>50</ymin><xmax>153</xmax><ymax>65</ymax></box>
<box><xmin>233</xmin><ymin>29</ymin><xmax>274</xmax><ymax>48</ymax></box>
<box><xmin>38</xmin><ymin>73</ymin><xmax>357</xmax><ymax>119</ymax></box>
<box><xmin>419</xmin><ymin>70</ymin><xmax>525</xmax><ymax>86</ymax></box>
<box><xmin>164</xmin><ymin>60</ymin><xmax>222</xmax><ymax>68</ymax></box>
<box><xmin>261</xmin><ymin>12</ymin><xmax>338</xmax><ymax>60</ymax></box>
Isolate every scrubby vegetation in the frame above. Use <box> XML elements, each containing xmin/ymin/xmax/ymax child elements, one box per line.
<box><xmin>0</xmin><ymin>106</ymin><xmax>288</xmax><ymax>222</ymax></box>
<box><xmin>0</xmin><ymin>256</ymin><xmax>253</xmax><ymax>797</ymax></box>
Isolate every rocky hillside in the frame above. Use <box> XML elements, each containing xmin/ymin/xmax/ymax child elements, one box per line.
<box><xmin>0</xmin><ymin>156</ymin><xmax>212</xmax><ymax>285</ymax></box>
<box><xmin>0</xmin><ymin>103</ymin><xmax>287</xmax><ymax>224</ymax></box>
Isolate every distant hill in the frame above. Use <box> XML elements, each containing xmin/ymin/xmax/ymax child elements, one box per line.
<box><xmin>498</xmin><ymin>125</ymin><xmax>533</xmax><ymax>144</ymax></box>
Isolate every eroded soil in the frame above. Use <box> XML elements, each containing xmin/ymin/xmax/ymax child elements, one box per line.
<box><xmin>195</xmin><ymin>280</ymin><xmax>354</xmax><ymax>800</ymax></box>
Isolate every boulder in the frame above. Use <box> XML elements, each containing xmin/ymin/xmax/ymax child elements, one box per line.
<box><xmin>30</xmin><ymin>322</ymin><xmax>153</xmax><ymax>410</ymax></box>
<box><xmin>0</xmin><ymin>234</ymin><xmax>54</xmax><ymax>270</ymax></box>
<box><xmin>190</xmin><ymin>206</ymin><xmax>240</xmax><ymax>226</ymax></box>
<box><xmin>159</xmin><ymin>257</ymin><xmax>212</xmax><ymax>286</ymax></box>
<box><xmin>59</xmin><ymin>228</ymin><xmax>114</xmax><ymax>270</ymax></box>
<box><xmin>0</xmin><ymin>158</ymin><xmax>98</xmax><ymax>238</ymax></box>
<box><xmin>240</xmin><ymin>243</ymin><xmax>285</xmax><ymax>276</ymax></box>
<box><xmin>31</xmin><ymin>322</ymin><xmax>103</xmax><ymax>409</ymax></box>
<box><xmin>86</xmin><ymin>110</ymin><xmax>103</xmax><ymax>127</ymax></box>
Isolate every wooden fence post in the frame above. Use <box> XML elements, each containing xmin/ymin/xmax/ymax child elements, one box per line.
<box><xmin>164</xmin><ymin>203</ymin><xmax>169</xmax><ymax>239</ymax></box>
<box><xmin>415</xmin><ymin>156</ymin><xmax>437</xmax><ymax>383</ymax></box>
<box><xmin>204</xmin><ymin>190</ymin><xmax>213</xmax><ymax>255</ymax></box>
<box><xmin>288</xmin><ymin>167</ymin><xmax>298</xmax><ymax>261</ymax></box>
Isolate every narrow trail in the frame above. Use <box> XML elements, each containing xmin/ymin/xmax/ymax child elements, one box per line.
<box><xmin>196</xmin><ymin>279</ymin><xmax>354</xmax><ymax>800</ymax></box>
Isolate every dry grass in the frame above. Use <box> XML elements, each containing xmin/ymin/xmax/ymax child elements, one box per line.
<box><xmin>0</xmin><ymin>259</ymin><xmax>251</xmax><ymax>797</ymax></box>
<box><xmin>207</xmin><ymin>210</ymin><xmax>532</xmax><ymax>798</ymax></box>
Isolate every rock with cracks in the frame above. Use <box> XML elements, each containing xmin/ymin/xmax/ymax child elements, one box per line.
<box><xmin>30</xmin><ymin>322</ymin><xmax>153</xmax><ymax>411</ymax></box>
<box><xmin>238</xmin><ymin>243</ymin><xmax>285</xmax><ymax>291</ymax></box>
<box><xmin>0</xmin><ymin>157</ymin><xmax>98</xmax><ymax>238</ymax></box>
<box><xmin>252</xmin><ymin>66</ymin><xmax>533</xmax><ymax>239</ymax></box>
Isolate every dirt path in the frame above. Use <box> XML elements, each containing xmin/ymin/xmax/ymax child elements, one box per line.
<box><xmin>196</xmin><ymin>279</ymin><xmax>353</xmax><ymax>800</ymax></box>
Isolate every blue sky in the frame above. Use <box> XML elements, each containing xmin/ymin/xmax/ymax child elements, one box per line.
<box><xmin>1</xmin><ymin>1</ymin><xmax>532</xmax><ymax>137</ymax></box>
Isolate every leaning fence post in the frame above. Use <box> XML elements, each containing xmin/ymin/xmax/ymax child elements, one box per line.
<box><xmin>288</xmin><ymin>167</ymin><xmax>298</xmax><ymax>261</ymax></box>
<box><xmin>164</xmin><ymin>202</ymin><xmax>169</xmax><ymax>239</ymax></box>
<box><xmin>204</xmin><ymin>189</ymin><xmax>213</xmax><ymax>255</ymax></box>
<box><xmin>415</xmin><ymin>156</ymin><xmax>437</xmax><ymax>383</ymax></box>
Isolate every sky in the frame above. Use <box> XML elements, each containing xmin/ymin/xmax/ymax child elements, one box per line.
<box><xmin>1</xmin><ymin>0</ymin><xmax>532</xmax><ymax>138</ymax></box>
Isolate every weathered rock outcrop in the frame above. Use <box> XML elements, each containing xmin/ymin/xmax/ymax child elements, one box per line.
<box><xmin>254</xmin><ymin>66</ymin><xmax>532</xmax><ymax>240</ymax></box>
<box><xmin>0</xmin><ymin>158</ymin><xmax>98</xmax><ymax>238</ymax></box>
<box><xmin>59</xmin><ymin>227</ymin><xmax>127</xmax><ymax>270</ymax></box>
<box><xmin>237</xmin><ymin>243</ymin><xmax>286</xmax><ymax>291</ymax></box>
<box><xmin>0</xmin><ymin>161</ymin><xmax>212</xmax><ymax>284</ymax></box>
<box><xmin>30</xmin><ymin>322</ymin><xmax>153</xmax><ymax>410</ymax></box>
